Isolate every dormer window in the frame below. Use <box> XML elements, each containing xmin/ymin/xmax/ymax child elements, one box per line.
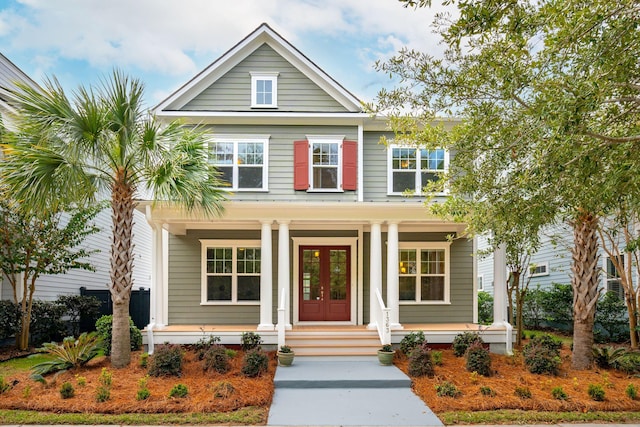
<box><xmin>250</xmin><ymin>72</ymin><xmax>278</xmax><ymax>108</ymax></box>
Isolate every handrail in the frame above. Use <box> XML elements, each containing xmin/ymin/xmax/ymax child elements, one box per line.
<box><xmin>374</xmin><ymin>288</ymin><xmax>391</xmax><ymax>345</ymax></box>
<box><xmin>277</xmin><ymin>288</ymin><xmax>286</xmax><ymax>348</ymax></box>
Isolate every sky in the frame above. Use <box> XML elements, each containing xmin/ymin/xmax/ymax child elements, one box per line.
<box><xmin>0</xmin><ymin>0</ymin><xmax>453</xmax><ymax>109</ymax></box>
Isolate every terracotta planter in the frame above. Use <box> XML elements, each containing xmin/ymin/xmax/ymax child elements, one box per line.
<box><xmin>377</xmin><ymin>349</ymin><xmax>395</xmax><ymax>365</ymax></box>
<box><xmin>277</xmin><ymin>351</ymin><xmax>295</xmax><ymax>366</ymax></box>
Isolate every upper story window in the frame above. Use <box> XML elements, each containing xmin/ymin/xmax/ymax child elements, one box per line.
<box><xmin>293</xmin><ymin>136</ymin><xmax>357</xmax><ymax>192</ymax></box>
<box><xmin>388</xmin><ymin>146</ymin><xmax>448</xmax><ymax>195</ymax></box>
<box><xmin>201</xmin><ymin>240</ymin><xmax>261</xmax><ymax>304</ymax></box>
<box><xmin>528</xmin><ymin>262</ymin><xmax>549</xmax><ymax>277</ymax></box>
<box><xmin>208</xmin><ymin>135</ymin><xmax>269</xmax><ymax>191</ymax></box>
<box><xmin>605</xmin><ymin>255</ymin><xmax>624</xmax><ymax>299</ymax></box>
<box><xmin>398</xmin><ymin>242</ymin><xmax>450</xmax><ymax>304</ymax></box>
<box><xmin>250</xmin><ymin>72</ymin><xmax>278</xmax><ymax>108</ymax></box>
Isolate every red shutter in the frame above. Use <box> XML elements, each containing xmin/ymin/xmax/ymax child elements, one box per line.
<box><xmin>342</xmin><ymin>140</ymin><xmax>357</xmax><ymax>190</ymax></box>
<box><xmin>293</xmin><ymin>140</ymin><xmax>309</xmax><ymax>190</ymax></box>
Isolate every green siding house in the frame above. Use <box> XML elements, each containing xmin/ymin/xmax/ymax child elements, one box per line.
<box><xmin>143</xmin><ymin>23</ymin><xmax>512</xmax><ymax>355</ymax></box>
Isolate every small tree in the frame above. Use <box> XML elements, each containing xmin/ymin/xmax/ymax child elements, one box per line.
<box><xmin>0</xmin><ymin>199</ymin><xmax>100</xmax><ymax>350</ymax></box>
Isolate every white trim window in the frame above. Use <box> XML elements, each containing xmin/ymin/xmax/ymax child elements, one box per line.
<box><xmin>250</xmin><ymin>72</ymin><xmax>278</xmax><ymax>108</ymax></box>
<box><xmin>398</xmin><ymin>242</ymin><xmax>450</xmax><ymax>304</ymax></box>
<box><xmin>308</xmin><ymin>135</ymin><xmax>343</xmax><ymax>191</ymax></box>
<box><xmin>388</xmin><ymin>145</ymin><xmax>448</xmax><ymax>195</ymax></box>
<box><xmin>201</xmin><ymin>240</ymin><xmax>261</xmax><ymax>304</ymax></box>
<box><xmin>528</xmin><ymin>262</ymin><xmax>549</xmax><ymax>277</ymax></box>
<box><xmin>208</xmin><ymin>135</ymin><xmax>269</xmax><ymax>191</ymax></box>
<box><xmin>604</xmin><ymin>255</ymin><xmax>624</xmax><ymax>299</ymax></box>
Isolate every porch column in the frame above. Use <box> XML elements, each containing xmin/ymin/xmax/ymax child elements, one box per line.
<box><xmin>150</xmin><ymin>224</ymin><xmax>168</xmax><ymax>328</ymax></box>
<box><xmin>492</xmin><ymin>243</ymin><xmax>513</xmax><ymax>354</ymax></box>
<box><xmin>386</xmin><ymin>221</ymin><xmax>403</xmax><ymax>329</ymax></box>
<box><xmin>277</xmin><ymin>221</ymin><xmax>292</xmax><ymax>329</ymax></box>
<box><xmin>258</xmin><ymin>220</ymin><xmax>274</xmax><ymax>331</ymax></box>
<box><xmin>367</xmin><ymin>221</ymin><xmax>383</xmax><ymax>329</ymax></box>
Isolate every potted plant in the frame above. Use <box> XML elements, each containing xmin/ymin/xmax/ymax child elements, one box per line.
<box><xmin>377</xmin><ymin>344</ymin><xmax>395</xmax><ymax>365</ymax></box>
<box><xmin>277</xmin><ymin>345</ymin><xmax>295</xmax><ymax>366</ymax></box>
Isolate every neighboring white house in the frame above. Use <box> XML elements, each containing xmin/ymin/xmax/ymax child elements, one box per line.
<box><xmin>477</xmin><ymin>222</ymin><xmax>632</xmax><ymax>299</ymax></box>
<box><xmin>0</xmin><ymin>52</ymin><xmax>153</xmax><ymax>302</ymax></box>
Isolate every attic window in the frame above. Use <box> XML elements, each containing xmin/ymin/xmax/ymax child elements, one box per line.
<box><xmin>250</xmin><ymin>72</ymin><xmax>278</xmax><ymax>108</ymax></box>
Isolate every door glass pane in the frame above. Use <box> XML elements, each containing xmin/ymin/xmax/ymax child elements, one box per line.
<box><xmin>207</xmin><ymin>276</ymin><xmax>232</xmax><ymax>301</ymax></box>
<box><xmin>302</xmin><ymin>249</ymin><xmax>321</xmax><ymax>301</ymax></box>
<box><xmin>329</xmin><ymin>250</ymin><xmax>347</xmax><ymax>300</ymax></box>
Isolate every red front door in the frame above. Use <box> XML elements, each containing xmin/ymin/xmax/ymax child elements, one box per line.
<box><xmin>299</xmin><ymin>246</ymin><xmax>350</xmax><ymax>321</ymax></box>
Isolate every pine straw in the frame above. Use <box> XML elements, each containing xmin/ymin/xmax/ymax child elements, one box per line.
<box><xmin>0</xmin><ymin>349</ymin><xmax>275</xmax><ymax>414</ymax></box>
<box><xmin>396</xmin><ymin>348</ymin><xmax>640</xmax><ymax>414</ymax></box>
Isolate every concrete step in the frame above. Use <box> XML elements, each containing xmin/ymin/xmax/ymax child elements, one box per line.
<box><xmin>273</xmin><ymin>356</ymin><xmax>411</xmax><ymax>389</ymax></box>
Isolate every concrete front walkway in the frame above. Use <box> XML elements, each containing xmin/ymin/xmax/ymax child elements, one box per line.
<box><xmin>267</xmin><ymin>356</ymin><xmax>443</xmax><ymax>426</ymax></box>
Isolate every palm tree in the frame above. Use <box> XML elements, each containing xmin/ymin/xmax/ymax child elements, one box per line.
<box><xmin>1</xmin><ymin>70</ymin><xmax>226</xmax><ymax>367</ymax></box>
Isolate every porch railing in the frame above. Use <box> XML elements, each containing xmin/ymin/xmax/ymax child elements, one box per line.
<box><xmin>277</xmin><ymin>288</ymin><xmax>286</xmax><ymax>348</ymax></box>
<box><xmin>374</xmin><ymin>288</ymin><xmax>391</xmax><ymax>345</ymax></box>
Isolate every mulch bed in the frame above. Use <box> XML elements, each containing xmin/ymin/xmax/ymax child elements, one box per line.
<box><xmin>0</xmin><ymin>349</ymin><xmax>275</xmax><ymax>414</ymax></box>
<box><xmin>395</xmin><ymin>348</ymin><xmax>640</xmax><ymax>413</ymax></box>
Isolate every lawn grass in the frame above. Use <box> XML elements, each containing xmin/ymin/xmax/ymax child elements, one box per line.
<box><xmin>0</xmin><ymin>408</ymin><xmax>267</xmax><ymax>425</ymax></box>
<box><xmin>440</xmin><ymin>410</ymin><xmax>640</xmax><ymax>425</ymax></box>
<box><xmin>0</xmin><ymin>354</ymin><xmax>51</xmax><ymax>376</ymax></box>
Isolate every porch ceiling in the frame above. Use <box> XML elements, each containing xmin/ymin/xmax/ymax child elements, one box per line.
<box><xmin>140</xmin><ymin>201</ymin><xmax>467</xmax><ymax>235</ymax></box>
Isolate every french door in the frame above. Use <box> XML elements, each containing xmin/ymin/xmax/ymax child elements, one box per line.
<box><xmin>299</xmin><ymin>246</ymin><xmax>350</xmax><ymax>321</ymax></box>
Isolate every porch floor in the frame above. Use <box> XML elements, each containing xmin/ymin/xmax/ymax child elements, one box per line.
<box><xmin>152</xmin><ymin>323</ymin><xmax>493</xmax><ymax>333</ymax></box>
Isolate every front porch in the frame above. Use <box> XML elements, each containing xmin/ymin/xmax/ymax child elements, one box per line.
<box><xmin>143</xmin><ymin>323</ymin><xmax>514</xmax><ymax>356</ymax></box>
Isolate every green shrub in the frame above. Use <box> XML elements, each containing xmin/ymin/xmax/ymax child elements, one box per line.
<box><xmin>479</xmin><ymin>386</ymin><xmax>495</xmax><ymax>397</ymax></box>
<box><xmin>169</xmin><ymin>383</ymin><xmax>189</xmax><ymax>398</ymax></box>
<box><xmin>408</xmin><ymin>341</ymin><xmax>435</xmax><ymax>377</ymax></box>
<box><xmin>31</xmin><ymin>332</ymin><xmax>102</xmax><ymax>378</ymax></box>
<box><xmin>59</xmin><ymin>381</ymin><xmax>75</xmax><ymax>399</ymax></box>
<box><xmin>515</xmin><ymin>386</ymin><xmax>532</xmax><ymax>399</ymax></box>
<box><xmin>149</xmin><ymin>343</ymin><xmax>183</xmax><ymax>377</ymax></box>
<box><xmin>240</xmin><ymin>331</ymin><xmax>263</xmax><ymax>351</ymax></box>
<box><xmin>477</xmin><ymin>291</ymin><xmax>493</xmax><ymax>324</ymax></box>
<box><xmin>588</xmin><ymin>384</ymin><xmax>605</xmax><ymax>401</ymax></box>
<box><xmin>399</xmin><ymin>331</ymin><xmax>425</xmax><ymax>356</ymax></box>
<box><xmin>136</xmin><ymin>375</ymin><xmax>150</xmax><ymax>401</ymax></box>
<box><xmin>551</xmin><ymin>386</ymin><xmax>567</xmax><ymax>400</ymax></box>
<box><xmin>95</xmin><ymin>368</ymin><xmax>112</xmax><ymax>402</ymax></box>
<box><xmin>523</xmin><ymin>334</ymin><xmax>562</xmax><ymax>375</ymax></box>
<box><xmin>226</xmin><ymin>349</ymin><xmax>238</xmax><ymax>358</ymax></box>
<box><xmin>202</xmin><ymin>345</ymin><xmax>230</xmax><ymax>374</ymax></box>
<box><xmin>465</xmin><ymin>341</ymin><xmax>492</xmax><ymax>376</ymax></box>
<box><xmin>194</xmin><ymin>335</ymin><xmax>221</xmax><ymax>360</ymax></box>
<box><xmin>592</xmin><ymin>345</ymin><xmax>627</xmax><ymax>369</ymax></box>
<box><xmin>213</xmin><ymin>381</ymin><xmax>235</xmax><ymax>398</ymax></box>
<box><xmin>139</xmin><ymin>352</ymin><xmax>149</xmax><ymax>368</ymax></box>
<box><xmin>432</xmin><ymin>350</ymin><xmax>443</xmax><ymax>366</ymax></box>
<box><xmin>595</xmin><ymin>291</ymin><xmax>629</xmax><ymax>343</ymax></box>
<box><xmin>95</xmin><ymin>315</ymin><xmax>142</xmax><ymax>356</ymax></box>
<box><xmin>56</xmin><ymin>295</ymin><xmax>102</xmax><ymax>336</ymax></box>
<box><xmin>29</xmin><ymin>300</ymin><xmax>66</xmax><ymax>345</ymax></box>
<box><xmin>625</xmin><ymin>384</ymin><xmax>638</xmax><ymax>400</ymax></box>
<box><xmin>614</xmin><ymin>352</ymin><xmax>640</xmax><ymax>374</ymax></box>
<box><xmin>452</xmin><ymin>332</ymin><xmax>483</xmax><ymax>357</ymax></box>
<box><xmin>435</xmin><ymin>381</ymin><xmax>461</xmax><ymax>397</ymax></box>
<box><xmin>0</xmin><ymin>300</ymin><xmax>20</xmax><ymax>340</ymax></box>
<box><xmin>241</xmin><ymin>348</ymin><xmax>269</xmax><ymax>378</ymax></box>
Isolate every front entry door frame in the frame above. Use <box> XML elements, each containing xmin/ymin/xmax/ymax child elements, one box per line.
<box><xmin>292</xmin><ymin>237</ymin><xmax>358</xmax><ymax>325</ymax></box>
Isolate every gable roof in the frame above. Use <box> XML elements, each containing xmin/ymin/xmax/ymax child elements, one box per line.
<box><xmin>154</xmin><ymin>23</ymin><xmax>363</xmax><ymax>115</ymax></box>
